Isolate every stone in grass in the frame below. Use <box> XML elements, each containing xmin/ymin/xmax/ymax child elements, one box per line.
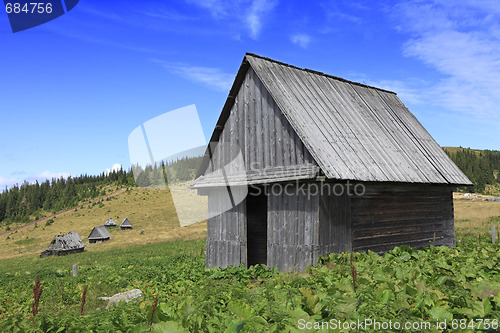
<box><xmin>99</xmin><ymin>289</ymin><xmax>143</xmax><ymax>309</ymax></box>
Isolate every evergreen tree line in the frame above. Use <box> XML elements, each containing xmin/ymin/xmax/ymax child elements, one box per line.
<box><xmin>133</xmin><ymin>156</ymin><xmax>203</xmax><ymax>188</ymax></box>
<box><xmin>445</xmin><ymin>148</ymin><xmax>500</xmax><ymax>192</ymax></box>
<box><xmin>0</xmin><ymin>168</ymin><xmax>136</xmax><ymax>225</ymax></box>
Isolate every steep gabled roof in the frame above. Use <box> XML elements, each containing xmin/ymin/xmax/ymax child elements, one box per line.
<box><xmin>46</xmin><ymin>231</ymin><xmax>85</xmax><ymax>251</ymax></box>
<box><xmin>120</xmin><ymin>218</ymin><xmax>132</xmax><ymax>228</ymax></box>
<box><xmin>104</xmin><ymin>218</ymin><xmax>117</xmax><ymax>226</ymax></box>
<box><xmin>88</xmin><ymin>225</ymin><xmax>111</xmax><ymax>240</ymax></box>
<box><xmin>196</xmin><ymin>53</ymin><xmax>472</xmax><ymax>186</ymax></box>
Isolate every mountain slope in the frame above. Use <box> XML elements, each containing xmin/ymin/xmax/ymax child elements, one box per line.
<box><xmin>0</xmin><ymin>186</ymin><xmax>206</xmax><ymax>260</ymax></box>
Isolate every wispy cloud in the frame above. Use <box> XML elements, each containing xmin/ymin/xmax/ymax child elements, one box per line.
<box><xmin>139</xmin><ymin>8</ymin><xmax>197</xmax><ymax>21</ymax></box>
<box><xmin>0</xmin><ymin>171</ymin><xmax>71</xmax><ymax>190</ymax></box>
<box><xmin>246</xmin><ymin>0</ymin><xmax>278</xmax><ymax>39</ymax></box>
<box><xmin>151</xmin><ymin>59</ymin><xmax>233</xmax><ymax>92</ymax></box>
<box><xmin>186</xmin><ymin>0</ymin><xmax>228</xmax><ymax>18</ymax></box>
<box><xmin>322</xmin><ymin>0</ymin><xmax>364</xmax><ymax>24</ymax></box>
<box><xmin>186</xmin><ymin>0</ymin><xmax>278</xmax><ymax>39</ymax></box>
<box><xmin>0</xmin><ymin>177</ymin><xmax>22</xmax><ymax>190</ymax></box>
<box><xmin>290</xmin><ymin>33</ymin><xmax>311</xmax><ymax>48</ymax></box>
<box><xmin>34</xmin><ymin>171</ymin><xmax>71</xmax><ymax>181</ymax></box>
<box><xmin>393</xmin><ymin>1</ymin><xmax>500</xmax><ymax>125</ymax></box>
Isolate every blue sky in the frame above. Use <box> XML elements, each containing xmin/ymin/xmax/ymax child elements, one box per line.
<box><xmin>1</xmin><ymin>0</ymin><xmax>499</xmax><ymax>189</ymax></box>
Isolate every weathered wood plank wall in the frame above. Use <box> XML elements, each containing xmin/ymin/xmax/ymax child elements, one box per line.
<box><xmin>319</xmin><ymin>190</ymin><xmax>352</xmax><ymax>255</ymax></box>
<box><xmin>267</xmin><ymin>183</ymin><xmax>319</xmax><ymax>272</ymax></box>
<box><xmin>351</xmin><ymin>185</ymin><xmax>455</xmax><ymax>253</ymax></box>
<box><xmin>206</xmin><ymin>188</ymin><xmax>246</xmax><ymax>268</ymax></box>
<box><xmin>206</xmin><ymin>67</ymin><xmax>317</xmax><ymax>174</ymax></box>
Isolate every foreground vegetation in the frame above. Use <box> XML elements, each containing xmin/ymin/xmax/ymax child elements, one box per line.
<box><xmin>0</xmin><ymin>234</ymin><xmax>498</xmax><ymax>332</ymax></box>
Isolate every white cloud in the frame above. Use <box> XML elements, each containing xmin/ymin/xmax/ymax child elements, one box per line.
<box><xmin>392</xmin><ymin>0</ymin><xmax>500</xmax><ymax>126</ymax></box>
<box><xmin>106</xmin><ymin>163</ymin><xmax>122</xmax><ymax>175</ymax></box>
<box><xmin>33</xmin><ymin>171</ymin><xmax>71</xmax><ymax>180</ymax></box>
<box><xmin>0</xmin><ymin>171</ymin><xmax>71</xmax><ymax>191</ymax></box>
<box><xmin>186</xmin><ymin>0</ymin><xmax>278</xmax><ymax>39</ymax></box>
<box><xmin>151</xmin><ymin>59</ymin><xmax>233</xmax><ymax>92</ymax></box>
<box><xmin>186</xmin><ymin>0</ymin><xmax>228</xmax><ymax>18</ymax></box>
<box><xmin>246</xmin><ymin>0</ymin><xmax>278</xmax><ymax>39</ymax></box>
<box><xmin>290</xmin><ymin>33</ymin><xmax>311</xmax><ymax>48</ymax></box>
<box><xmin>0</xmin><ymin>176</ymin><xmax>22</xmax><ymax>190</ymax></box>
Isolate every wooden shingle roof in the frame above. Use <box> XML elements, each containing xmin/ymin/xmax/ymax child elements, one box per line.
<box><xmin>104</xmin><ymin>218</ymin><xmax>117</xmax><ymax>226</ymax></box>
<box><xmin>197</xmin><ymin>53</ymin><xmax>472</xmax><ymax>186</ymax></box>
<box><xmin>45</xmin><ymin>231</ymin><xmax>85</xmax><ymax>251</ymax></box>
<box><xmin>88</xmin><ymin>225</ymin><xmax>111</xmax><ymax>240</ymax></box>
<box><xmin>120</xmin><ymin>218</ymin><xmax>132</xmax><ymax>228</ymax></box>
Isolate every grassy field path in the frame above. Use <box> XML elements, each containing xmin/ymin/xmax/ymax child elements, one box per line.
<box><xmin>0</xmin><ymin>188</ymin><xmax>127</xmax><ymax>237</ymax></box>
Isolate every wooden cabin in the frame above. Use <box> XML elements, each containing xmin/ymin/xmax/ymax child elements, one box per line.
<box><xmin>191</xmin><ymin>53</ymin><xmax>472</xmax><ymax>272</ymax></box>
<box><xmin>88</xmin><ymin>225</ymin><xmax>111</xmax><ymax>243</ymax></box>
<box><xmin>104</xmin><ymin>217</ymin><xmax>117</xmax><ymax>227</ymax></box>
<box><xmin>120</xmin><ymin>217</ymin><xmax>133</xmax><ymax>230</ymax></box>
<box><xmin>40</xmin><ymin>231</ymin><xmax>85</xmax><ymax>257</ymax></box>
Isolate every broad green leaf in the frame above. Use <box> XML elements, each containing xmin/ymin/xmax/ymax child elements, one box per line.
<box><xmin>472</xmin><ymin>299</ymin><xmax>492</xmax><ymax>317</ymax></box>
<box><xmin>152</xmin><ymin>321</ymin><xmax>189</xmax><ymax>333</ymax></box>
<box><xmin>377</xmin><ymin>289</ymin><xmax>393</xmax><ymax>304</ymax></box>
<box><xmin>429</xmin><ymin>306</ymin><xmax>453</xmax><ymax>321</ymax></box>
<box><xmin>227</xmin><ymin>301</ymin><xmax>256</xmax><ymax>319</ymax></box>
<box><xmin>224</xmin><ymin>321</ymin><xmax>245</xmax><ymax>333</ymax></box>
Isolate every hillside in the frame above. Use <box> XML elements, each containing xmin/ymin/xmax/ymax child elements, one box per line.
<box><xmin>443</xmin><ymin>146</ymin><xmax>500</xmax><ymax>193</ymax></box>
<box><xmin>0</xmin><ymin>169</ymin><xmax>136</xmax><ymax>226</ymax></box>
<box><xmin>0</xmin><ymin>185</ymin><xmax>206</xmax><ymax>260</ymax></box>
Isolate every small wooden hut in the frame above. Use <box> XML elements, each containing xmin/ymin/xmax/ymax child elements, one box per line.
<box><xmin>88</xmin><ymin>225</ymin><xmax>111</xmax><ymax>243</ymax></box>
<box><xmin>40</xmin><ymin>231</ymin><xmax>85</xmax><ymax>257</ymax></box>
<box><xmin>104</xmin><ymin>217</ymin><xmax>117</xmax><ymax>227</ymax></box>
<box><xmin>120</xmin><ymin>218</ymin><xmax>132</xmax><ymax>230</ymax></box>
<box><xmin>191</xmin><ymin>53</ymin><xmax>472</xmax><ymax>272</ymax></box>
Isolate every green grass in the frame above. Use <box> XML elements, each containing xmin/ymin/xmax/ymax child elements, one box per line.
<box><xmin>13</xmin><ymin>237</ymin><xmax>37</xmax><ymax>246</ymax></box>
<box><xmin>0</xmin><ymin>236</ymin><xmax>499</xmax><ymax>332</ymax></box>
<box><xmin>0</xmin><ymin>187</ymin><xmax>206</xmax><ymax>260</ymax></box>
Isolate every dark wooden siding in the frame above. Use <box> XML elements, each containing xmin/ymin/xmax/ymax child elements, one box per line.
<box><xmin>319</xmin><ymin>190</ymin><xmax>352</xmax><ymax>255</ymax></box>
<box><xmin>206</xmin><ymin>188</ymin><xmax>246</xmax><ymax>268</ymax></box>
<box><xmin>267</xmin><ymin>182</ymin><xmax>319</xmax><ymax>272</ymax></box>
<box><xmin>351</xmin><ymin>185</ymin><xmax>455</xmax><ymax>253</ymax></box>
<box><xmin>205</xmin><ymin>67</ymin><xmax>317</xmax><ymax>174</ymax></box>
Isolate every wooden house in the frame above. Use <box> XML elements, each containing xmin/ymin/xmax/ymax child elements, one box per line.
<box><xmin>104</xmin><ymin>217</ymin><xmax>117</xmax><ymax>227</ymax></box>
<box><xmin>88</xmin><ymin>225</ymin><xmax>111</xmax><ymax>243</ymax></box>
<box><xmin>191</xmin><ymin>53</ymin><xmax>472</xmax><ymax>272</ymax></box>
<box><xmin>120</xmin><ymin>217</ymin><xmax>133</xmax><ymax>230</ymax></box>
<box><xmin>40</xmin><ymin>231</ymin><xmax>85</xmax><ymax>257</ymax></box>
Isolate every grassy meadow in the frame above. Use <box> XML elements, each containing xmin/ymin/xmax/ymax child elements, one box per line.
<box><xmin>454</xmin><ymin>194</ymin><xmax>500</xmax><ymax>238</ymax></box>
<box><xmin>0</xmin><ymin>186</ymin><xmax>499</xmax><ymax>331</ymax></box>
<box><xmin>0</xmin><ymin>186</ymin><xmax>206</xmax><ymax>260</ymax></box>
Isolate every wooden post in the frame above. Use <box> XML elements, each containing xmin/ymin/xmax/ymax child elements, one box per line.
<box><xmin>492</xmin><ymin>226</ymin><xmax>496</xmax><ymax>244</ymax></box>
<box><xmin>72</xmin><ymin>264</ymin><xmax>78</xmax><ymax>277</ymax></box>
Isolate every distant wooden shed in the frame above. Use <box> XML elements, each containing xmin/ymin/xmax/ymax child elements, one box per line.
<box><xmin>88</xmin><ymin>225</ymin><xmax>111</xmax><ymax>243</ymax></box>
<box><xmin>40</xmin><ymin>231</ymin><xmax>85</xmax><ymax>257</ymax></box>
<box><xmin>104</xmin><ymin>217</ymin><xmax>117</xmax><ymax>227</ymax></box>
<box><xmin>120</xmin><ymin>218</ymin><xmax>132</xmax><ymax>230</ymax></box>
<box><xmin>191</xmin><ymin>53</ymin><xmax>472</xmax><ymax>272</ymax></box>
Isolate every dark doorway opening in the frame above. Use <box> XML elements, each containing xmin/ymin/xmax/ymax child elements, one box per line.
<box><xmin>246</xmin><ymin>187</ymin><xmax>267</xmax><ymax>266</ymax></box>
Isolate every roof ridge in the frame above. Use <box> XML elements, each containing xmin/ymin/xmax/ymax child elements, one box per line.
<box><xmin>245</xmin><ymin>52</ymin><xmax>396</xmax><ymax>95</ymax></box>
